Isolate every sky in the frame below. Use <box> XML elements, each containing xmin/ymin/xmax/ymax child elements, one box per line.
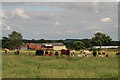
<box><xmin>1</xmin><ymin>2</ymin><xmax>118</xmax><ymax>40</ymax></box>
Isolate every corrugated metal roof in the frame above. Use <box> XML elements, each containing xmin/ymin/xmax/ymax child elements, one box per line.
<box><xmin>43</xmin><ymin>43</ymin><xmax>65</xmax><ymax>46</ymax></box>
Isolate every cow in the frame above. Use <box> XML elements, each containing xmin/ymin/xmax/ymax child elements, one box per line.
<box><xmin>105</xmin><ymin>53</ymin><xmax>111</xmax><ymax>57</ymax></box>
<box><xmin>70</xmin><ymin>49</ymin><xmax>76</xmax><ymax>57</ymax></box>
<box><xmin>92</xmin><ymin>51</ymin><xmax>97</xmax><ymax>57</ymax></box>
<box><xmin>49</xmin><ymin>51</ymin><xmax>54</xmax><ymax>56</ymax></box>
<box><xmin>102</xmin><ymin>51</ymin><xmax>106</xmax><ymax>55</ymax></box>
<box><xmin>98</xmin><ymin>51</ymin><xmax>111</xmax><ymax>58</ymax></box>
<box><xmin>14</xmin><ymin>49</ymin><xmax>20</xmax><ymax>55</ymax></box>
<box><xmin>116</xmin><ymin>51</ymin><xmax>120</xmax><ymax>56</ymax></box>
<box><xmin>45</xmin><ymin>50</ymin><xmax>48</xmax><ymax>55</ymax></box>
<box><xmin>4</xmin><ymin>48</ymin><xmax>9</xmax><ymax>54</ymax></box>
<box><xmin>61</xmin><ymin>48</ymin><xmax>70</xmax><ymax>56</ymax></box>
<box><xmin>35</xmin><ymin>50</ymin><xmax>44</xmax><ymax>56</ymax></box>
<box><xmin>78</xmin><ymin>54</ymin><xmax>85</xmax><ymax>58</ymax></box>
<box><xmin>83</xmin><ymin>50</ymin><xmax>91</xmax><ymax>57</ymax></box>
<box><xmin>55</xmin><ymin>51</ymin><xmax>59</xmax><ymax>58</ymax></box>
<box><xmin>98</xmin><ymin>51</ymin><xmax>101</xmax><ymax>55</ymax></box>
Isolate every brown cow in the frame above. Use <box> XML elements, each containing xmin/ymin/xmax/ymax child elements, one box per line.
<box><xmin>49</xmin><ymin>51</ymin><xmax>54</xmax><ymax>56</ymax></box>
<box><xmin>61</xmin><ymin>48</ymin><xmax>70</xmax><ymax>56</ymax></box>
<box><xmin>116</xmin><ymin>51</ymin><xmax>120</xmax><ymax>56</ymax></box>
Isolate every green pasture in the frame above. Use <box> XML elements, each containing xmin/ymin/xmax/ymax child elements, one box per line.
<box><xmin>2</xmin><ymin>50</ymin><xmax>119</xmax><ymax>78</ymax></box>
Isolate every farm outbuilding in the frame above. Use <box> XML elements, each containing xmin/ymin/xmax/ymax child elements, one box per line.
<box><xmin>27</xmin><ymin>43</ymin><xmax>42</xmax><ymax>50</ymax></box>
<box><xmin>21</xmin><ymin>43</ymin><xmax>66</xmax><ymax>50</ymax></box>
<box><xmin>52</xmin><ymin>43</ymin><xmax>66</xmax><ymax>50</ymax></box>
<box><xmin>93</xmin><ymin>46</ymin><xmax>118</xmax><ymax>49</ymax></box>
<box><xmin>43</xmin><ymin>43</ymin><xmax>66</xmax><ymax>50</ymax></box>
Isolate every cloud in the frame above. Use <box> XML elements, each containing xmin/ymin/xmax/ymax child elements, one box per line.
<box><xmin>101</xmin><ymin>17</ymin><xmax>112</xmax><ymax>22</ymax></box>
<box><xmin>1</xmin><ymin>21</ymin><xmax>12</xmax><ymax>30</ymax></box>
<box><xmin>54</xmin><ymin>21</ymin><xmax>60</xmax><ymax>26</ymax></box>
<box><xmin>3</xmin><ymin>25</ymin><xmax>12</xmax><ymax>30</ymax></box>
<box><xmin>66</xmin><ymin>30</ymin><xmax>73</xmax><ymax>33</ymax></box>
<box><xmin>0</xmin><ymin>21</ymin><xmax>2</xmax><ymax>26</ymax></box>
<box><xmin>13</xmin><ymin>8</ymin><xmax>31</xmax><ymax>19</ymax></box>
<box><xmin>95</xmin><ymin>31</ymin><xmax>102</xmax><ymax>33</ymax></box>
<box><xmin>2</xmin><ymin>2</ymin><xmax>118</xmax><ymax>40</ymax></box>
<box><xmin>6</xmin><ymin>26</ymin><xmax>11</xmax><ymax>30</ymax></box>
<box><xmin>0</xmin><ymin>10</ymin><xmax>7</xmax><ymax>18</ymax></box>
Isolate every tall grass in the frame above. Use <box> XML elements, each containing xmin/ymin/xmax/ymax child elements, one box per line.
<box><xmin>2</xmin><ymin>50</ymin><xmax>118</xmax><ymax>78</ymax></box>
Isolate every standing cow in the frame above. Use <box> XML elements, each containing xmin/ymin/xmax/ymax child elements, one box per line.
<box><xmin>83</xmin><ymin>50</ymin><xmax>91</xmax><ymax>57</ymax></box>
<box><xmin>116</xmin><ymin>51</ymin><xmax>120</xmax><ymax>56</ymax></box>
<box><xmin>61</xmin><ymin>48</ymin><xmax>70</xmax><ymax>56</ymax></box>
<box><xmin>71</xmin><ymin>49</ymin><xmax>76</xmax><ymax>57</ymax></box>
<box><xmin>14</xmin><ymin>49</ymin><xmax>20</xmax><ymax>55</ymax></box>
<box><xmin>4</xmin><ymin>48</ymin><xmax>9</xmax><ymax>54</ymax></box>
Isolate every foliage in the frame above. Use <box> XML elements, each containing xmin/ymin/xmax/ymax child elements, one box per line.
<box><xmin>8</xmin><ymin>31</ymin><xmax>23</xmax><ymax>49</ymax></box>
<box><xmin>2</xmin><ymin>31</ymin><xmax>23</xmax><ymax>49</ymax></box>
<box><xmin>39</xmin><ymin>39</ymin><xmax>47</xmax><ymax>43</ymax></box>
<box><xmin>90</xmin><ymin>32</ymin><xmax>112</xmax><ymax>47</ymax></box>
<box><xmin>73</xmin><ymin>41</ymin><xmax>85</xmax><ymax>50</ymax></box>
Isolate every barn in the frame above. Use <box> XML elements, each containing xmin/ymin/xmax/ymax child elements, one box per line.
<box><xmin>21</xmin><ymin>43</ymin><xmax>66</xmax><ymax>50</ymax></box>
<box><xmin>93</xmin><ymin>46</ymin><xmax>118</xmax><ymax>49</ymax></box>
<box><xmin>28</xmin><ymin>43</ymin><xmax>42</xmax><ymax>50</ymax></box>
<box><xmin>43</xmin><ymin>43</ymin><xmax>66</xmax><ymax>50</ymax></box>
<box><xmin>52</xmin><ymin>43</ymin><xmax>66</xmax><ymax>50</ymax></box>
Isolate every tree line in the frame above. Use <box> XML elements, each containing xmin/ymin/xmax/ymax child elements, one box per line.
<box><xmin>2</xmin><ymin>31</ymin><xmax>119</xmax><ymax>50</ymax></box>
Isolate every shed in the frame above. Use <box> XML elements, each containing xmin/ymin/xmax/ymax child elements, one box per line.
<box><xmin>52</xmin><ymin>43</ymin><xmax>66</xmax><ymax>50</ymax></box>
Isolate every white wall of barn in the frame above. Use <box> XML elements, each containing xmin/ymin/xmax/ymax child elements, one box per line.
<box><xmin>93</xmin><ymin>46</ymin><xmax>118</xmax><ymax>49</ymax></box>
<box><xmin>53</xmin><ymin>46</ymin><xmax>66</xmax><ymax>50</ymax></box>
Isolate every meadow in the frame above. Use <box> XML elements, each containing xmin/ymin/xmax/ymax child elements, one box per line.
<box><xmin>2</xmin><ymin>50</ymin><xmax>119</xmax><ymax>78</ymax></box>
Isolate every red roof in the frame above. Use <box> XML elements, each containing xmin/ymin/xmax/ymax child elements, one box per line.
<box><xmin>35</xmin><ymin>45</ymin><xmax>42</xmax><ymax>50</ymax></box>
<box><xmin>28</xmin><ymin>43</ymin><xmax>42</xmax><ymax>50</ymax></box>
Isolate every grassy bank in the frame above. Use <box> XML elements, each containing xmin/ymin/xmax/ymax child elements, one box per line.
<box><xmin>2</xmin><ymin>50</ymin><xmax>118</xmax><ymax>78</ymax></box>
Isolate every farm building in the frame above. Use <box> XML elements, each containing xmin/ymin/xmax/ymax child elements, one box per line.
<box><xmin>28</xmin><ymin>43</ymin><xmax>42</xmax><ymax>50</ymax></box>
<box><xmin>93</xmin><ymin>46</ymin><xmax>118</xmax><ymax>49</ymax></box>
<box><xmin>52</xmin><ymin>43</ymin><xmax>66</xmax><ymax>50</ymax></box>
<box><xmin>21</xmin><ymin>43</ymin><xmax>66</xmax><ymax>50</ymax></box>
<box><xmin>43</xmin><ymin>43</ymin><xmax>66</xmax><ymax>50</ymax></box>
<box><xmin>21</xmin><ymin>43</ymin><xmax>42</xmax><ymax>50</ymax></box>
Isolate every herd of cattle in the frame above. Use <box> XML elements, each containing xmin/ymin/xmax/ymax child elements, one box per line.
<box><xmin>4</xmin><ymin>48</ymin><xmax>120</xmax><ymax>58</ymax></box>
<box><xmin>35</xmin><ymin>49</ymin><xmax>120</xmax><ymax>58</ymax></box>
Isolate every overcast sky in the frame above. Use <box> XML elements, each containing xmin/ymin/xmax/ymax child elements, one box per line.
<box><xmin>1</xmin><ymin>2</ymin><xmax>118</xmax><ymax>40</ymax></box>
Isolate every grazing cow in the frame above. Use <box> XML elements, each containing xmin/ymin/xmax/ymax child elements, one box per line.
<box><xmin>35</xmin><ymin>50</ymin><xmax>44</xmax><ymax>56</ymax></box>
<box><xmin>14</xmin><ymin>49</ymin><xmax>20</xmax><ymax>55</ymax></box>
<box><xmin>49</xmin><ymin>51</ymin><xmax>54</xmax><ymax>56</ymax></box>
<box><xmin>98</xmin><ymin>51</ymin><xmax>110</xmax><ymax>58</ymax></box>
<box><xmin>105</xmin><ymin>53</ymin><xmax>111</xmax><ymax>57</ymax></box>
<box><xmin>102</xmin><ymin>51</ymin><xmax>106</xmax><ymax>55</ymax></box>
<box><xmin>55</xmin><ymin>51</ymin><xmax>59</xmax><ymax>57</ymax></box>
<box><xmin>83</xmin><ymin>50</ymin><xmax>91</xmax><ymax>57</ymax></box>
<box><xmin>80</xmin><ymin>50</ymin><xmax>84</xmax><ymax>54</ymax></box>
<box><xmin>93</xmin><ymin>51</ymin><xmax>97</xmax><ymax>57</ymax></box>
<box><xmin>4</xmin><ymin>48</ymin><xmax>9</xmax><ymax>54</ymax></box>
<box><xmin>61</xmin><ymin>49</ymin><xmax>70</xmax><ymax>56</ymax></box>
<box><xmin>78</xmin><ymin>54</ymin><xmax>85</xmax><ymax>58</ymax></box>
<box><xmin>98</xmin><ymin>51</ymin><xmax>101</xmax><ymax>55</ymax></box>
<box><xmin>116</xmin><ymin>51</ymin><xmax>120</xmax><ymax>56</ymax></box>
<box><xmin>45</xmin><ymin>50</ymin><xmax>48</xmax><ymax>54</ymax></box>
<box><xmin>71</xmin><ymin>49</ymin><xmax>76</xmax><ymax>57</ymax></box>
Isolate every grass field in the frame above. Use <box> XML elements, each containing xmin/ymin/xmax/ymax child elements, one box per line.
<box><xmin>2</xmin><ymin>50</ymin><xmax>119</xmax><ymax>78</ymax></box>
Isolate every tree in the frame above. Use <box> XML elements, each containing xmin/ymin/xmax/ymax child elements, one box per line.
<box><xmin>2</xmin><ymin>37</ymin><xmax>11</xmax><ymax>49</ymax></box>
<box><xmin>90</xmin><ymin>32</ymin><xmax>112</xmax><ymax>48</ymax></box>
<box><xmin>72</xmin><ymin>41</ymin><xmax>85</xmax><ymax>50</ymax></box>
<box><xmin>8</xmin><ymin>31</ymin><xmax>23</xmax><ymax>49</ymax></box>
<box><xmin>39</xmin><ymin>39</ymin><xmax>47</xmax><ymax>43</ymax></box>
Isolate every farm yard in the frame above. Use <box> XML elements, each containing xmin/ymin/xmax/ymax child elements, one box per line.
<box><xmin>2</xmin><ymin>50</ymin><xmax>119</xmax><ymax>78</ymax></box>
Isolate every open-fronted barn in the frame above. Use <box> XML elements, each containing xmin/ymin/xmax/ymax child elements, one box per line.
<box><xmin>43</xmin><ymin>43</ymin><xmax>66</xmax><ymax>50</ymax></box>
<box><xmin>21</xmin><ymin>43</ymin><xmax>66</xmax><ymax>50</ymax></box>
